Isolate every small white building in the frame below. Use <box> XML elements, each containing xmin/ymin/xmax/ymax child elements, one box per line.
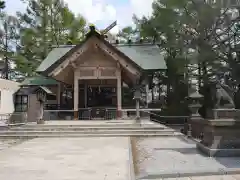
<box><xmin>0</xmin><ymin>78</ymin><xmax>20</xmax><ymax>114</ymax></box>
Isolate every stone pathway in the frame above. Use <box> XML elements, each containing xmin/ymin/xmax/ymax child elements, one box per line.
<box><xmin>0</xmin><ymin>137</ymin><xmax>130</xmax><ymax>180</ymax></box>
<box><xmin>145</xmin><ymin>174</ymin><xmax>240</xmax><ymax>179</ymax></box>
<box><xmin>135</xmin><ymin>136</ymin><xmax>240</xmax><ymax>180</ymax></box>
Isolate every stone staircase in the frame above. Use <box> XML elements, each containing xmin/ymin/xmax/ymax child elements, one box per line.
<box><xmin>0</xmin><ymin>120</ymin><xmax>183</xmax><ymax>138</ymax></box>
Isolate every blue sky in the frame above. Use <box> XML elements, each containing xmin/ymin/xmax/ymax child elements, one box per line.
<box><xmin>5</xmin><ymin>0</ymin><xmax>154</xmax><ymax>34</ymax></box>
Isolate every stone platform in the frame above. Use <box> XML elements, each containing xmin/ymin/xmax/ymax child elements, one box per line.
<box><xmin>196</xmin><ymin>109</ymin><xmax>240</xmax><ymax>157</ymax></box>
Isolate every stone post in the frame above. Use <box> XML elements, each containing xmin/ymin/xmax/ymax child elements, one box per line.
<box><xmin>136</xmin><ymin>99</ymin><xmax>140</xmax><ymax>120</ymax></box>
<box><xmin>134</xmin><ymin>89</ymin><xmax>141</xmax><ymax>122</ymax></box>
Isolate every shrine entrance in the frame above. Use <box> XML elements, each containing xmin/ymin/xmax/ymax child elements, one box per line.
<box><xmin>87</xmin><ymin>86</ymin><xmax>116</xmax><ymax>108</ymax></box>
<box><xmin>78</xmin><ymin>79</ymin><xmax>117</xmax><ymax>108</ymax></box>
<box><xmin>78</xmin><ymin>79</ymin><xmax>118</xmax><ymax>119</ymax></box>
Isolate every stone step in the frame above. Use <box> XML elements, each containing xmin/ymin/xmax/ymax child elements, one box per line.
<box><xmin>0</xmin><ymin>132</ymin><xmax>183</xmax><ymax>138</ymax></box>
<box><xmin>22</xmin><ymin>124</ymin><xmax>162</xmax><ymax>128</ymax></box>
<box><xmin>0</xmin><ymin>129</ymin><xmax>176</xmax><ymax>135</ymax></box>
<box><xmin>9</xmin><ymin>127</ymin><xmax>169</xmax><ymax>131</ymax></box>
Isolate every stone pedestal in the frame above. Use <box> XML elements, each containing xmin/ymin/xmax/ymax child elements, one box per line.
<box><xmin>206</xmin><ymin>108</ymin><xmax>236</xmax><ymax>119</ymax></box>
<box><xmin>197</xmin><ymin>109</ymin><xmax>240</xmax><ymax>157</ymax></box>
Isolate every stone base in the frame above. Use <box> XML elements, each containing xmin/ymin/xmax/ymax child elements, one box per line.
<box><xmin>197</xmin><ymin>142</ymin><xmax>240</xmax><ymax>157</ymax></box>
<box><xmin>116</xmin><ymin>110</ymin><xmax>122</xmax><ymax>119</ymax></box>
<box><xmin>190</xmin><ymin>117</ymin><xmax>204</xmax><ymax>139</ymax></box>
<box><xmin>37</xmin><ymin>119</ymin><xmax>45</xmax><ymax>124</ymax></box>
<box><xmin>74</xmin><ymin>111</ymin><xmax>78</xmax><ymax>120</ymax></box>
<box><xmin>199</xmin><ymin>116</ymin><xmax>240</xmax><ymax>157</ymax></box>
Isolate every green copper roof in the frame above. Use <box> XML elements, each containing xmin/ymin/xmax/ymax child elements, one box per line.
<box><xmin>21</xmin><ymin>76</ymin><xmax>58</xmax><ymax>86</ymax></box>
<box><xmin>114</xmin><ymin>44</ymin><xmax>166</xmax><ymax>70</ymax></box>
<box><xmin>37</xmin><ymin>47</ymin><xmax>72</xmax><ymax>72</ymax></box>
<box><xmin>37</xmin><ymin>44</ymin><xmax>166</xmax><ymax>73</ymax></box>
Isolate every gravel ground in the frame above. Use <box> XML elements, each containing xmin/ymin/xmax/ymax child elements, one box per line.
<box><xmin>0</xmin><ymin>138</ymin><xmax>28</xmax><ymax>151</ymax></box>
<box><xmin>134</xmin><ymin>136</ymin><xmax>240</xmax><ymax>179</ymax></box>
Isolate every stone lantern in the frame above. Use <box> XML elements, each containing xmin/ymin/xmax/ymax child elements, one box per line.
<box><xmin>36</xmin><ymin>88</ymin><xmax>47</xmax><ymax>124</ymax></box>
<box><xmin>188</xmin><ymin>91</ymin><xmax>203</xmax><ymax>118</ymax></box>
<box><xmin>186</xmin><ymin>91</ymin><xmax>203</xmax><ymax>137</ymax></box>
<box><xmin>133</xmin><ymin>89</ymin><xmax>141</xmax><ymax>120</ymax></box>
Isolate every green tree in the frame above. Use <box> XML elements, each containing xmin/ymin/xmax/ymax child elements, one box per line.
<box><xmin>134</xmin><ymin>0</ymin><xmax>240</xmax><ymax>115</ymax></box>
<box><xmin>0</xmin><ymin>1</ymin><xmax>5</xmax><ymax>10</ymax></box>
<box><xmin>0</xmin><ymin>13</ymin><xmax>20</xmax><ymax>79</ymax></box>
<box><xmin>117</xmin><ymin>26</ymin><xmax>136</xmax><ymax>40</ymax></box>
<box><xmin>15</xmin><ymin>0</ymin><xmax>87</xmax><ymax>76</ymax></box>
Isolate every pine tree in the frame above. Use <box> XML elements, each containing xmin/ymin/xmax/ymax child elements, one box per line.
<box><xmin>15</xmin><ymin>0</ymin><xmax>87</xmax><ymax>76</ymax></box>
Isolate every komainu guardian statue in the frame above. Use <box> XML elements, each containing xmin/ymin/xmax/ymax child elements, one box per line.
<box><xmin>214</xmin><ymin>82</ymin><xmax>235</xmax><ymax>109</ymax></box>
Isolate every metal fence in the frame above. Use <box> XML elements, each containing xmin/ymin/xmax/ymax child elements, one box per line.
<box><xmin>43</xmin><ymin>108</ymin><xmax>163</xmax><ymax>120</ymax></box>
<box><xmin>43</xmin><ymin>110</ymin><xmax>74</xmax><ymax>120</ymax></box>
<box><xmin>43</xmin><ymin>108</ymin><xmax>118</xmax><ymax>120</ymax></box>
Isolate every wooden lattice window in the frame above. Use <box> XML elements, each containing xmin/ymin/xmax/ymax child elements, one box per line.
<box><xmin>15</xmin><ymin>95</ymin><xmax>28</xmax><ymax>112</ymax></box>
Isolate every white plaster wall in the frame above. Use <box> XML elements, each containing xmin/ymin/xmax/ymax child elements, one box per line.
<box><xmin>0</xmin><ymin>89</ymin><xmax>16</xmax><ymax>114</ymax></box>
<box><xmin>0</xmin><ymin>78</ymin><xmax>20</xmax><ymax>114</ymax></box>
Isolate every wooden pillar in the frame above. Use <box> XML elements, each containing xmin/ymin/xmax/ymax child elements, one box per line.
<box><xmin>74</xmin><ymin>73</ymin><xmax>79</xmax><ymax>120</ymax></box>
<box><xmin>145</xmin><ymin>84</ymin><xmax>149</xmax><ymax>108</ymax></box>
<box><xmin>57</xmin><ymin>83</ymin><xmax>61</xmax><ymax>106</ymax></box>
<box><xmin>84</xmin><ymin>82</ymin><xmax>87</xmax><ymax>108</ymax></box>
<box><xmin>117</xmin><ymin>70</ymin><xmax>122</xmax><ymax>119</ymax></box>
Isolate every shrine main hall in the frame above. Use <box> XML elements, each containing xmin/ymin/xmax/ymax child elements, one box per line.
<box><xmin>36</xmin><ymin>25</ymin><xmax>166</xmax><ymax>119</ymax></box>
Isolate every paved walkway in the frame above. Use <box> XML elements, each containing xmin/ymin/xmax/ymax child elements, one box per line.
<box><xmin>0</xmin><ymin>137</ymin><xmax>130</xmax><ymax>180</ymax></box>
<box><xmin>135</xmin><ymin>136</ymin><xmax>240</xmax><ymax>180</ymax></box>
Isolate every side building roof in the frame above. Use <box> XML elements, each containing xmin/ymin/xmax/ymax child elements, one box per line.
<box><xmin>21</xmin><ymin>76</ymin><xmax>58</xmax><ymax>86</ymax></box>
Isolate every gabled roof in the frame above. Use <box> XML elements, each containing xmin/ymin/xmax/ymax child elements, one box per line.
<box><xmin>21</xmin><ymin>76</ymin><xmax>58</xmax><ymax>86</ymax></box>
<box><xmin>16</xmin><ymin>86</ymin><xmax>54</xmax><ymax>95</ymax></box>
<box><xmin>36</xmin><ymin>27</ymin><xmax>166</xmax><ymax>74</ymax></box>
<box><xmin>37</xmin><ymin>47</ymin><xmax>72</xmax><ymax>73</ymax></box>
<box><xmin>114</xmin><ymin>44</ymin><xmax>166</xmax><ymax>70</ymax></box>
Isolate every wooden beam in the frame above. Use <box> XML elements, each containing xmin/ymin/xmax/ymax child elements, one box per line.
<box><xmin>50</xmin><ymin>44</ymin><xmax>88</xmax><ymax>76</ymax></box>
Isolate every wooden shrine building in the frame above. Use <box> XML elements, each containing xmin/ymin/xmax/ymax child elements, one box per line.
<box><xmin>34</xmin><ymin>25</ymin><xmax>166</xmax><ymax>119</ymax></box>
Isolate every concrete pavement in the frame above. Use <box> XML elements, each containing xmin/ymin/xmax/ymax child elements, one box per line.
<box><xmin>0</xmin><ymin>137</ymin><xmax>130</xmax><ymax>180</ymax></box>
<box><xmin>135</xmin><ymin>136</ymin><xmax>240</xmax><ymax>179</ymax></box>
